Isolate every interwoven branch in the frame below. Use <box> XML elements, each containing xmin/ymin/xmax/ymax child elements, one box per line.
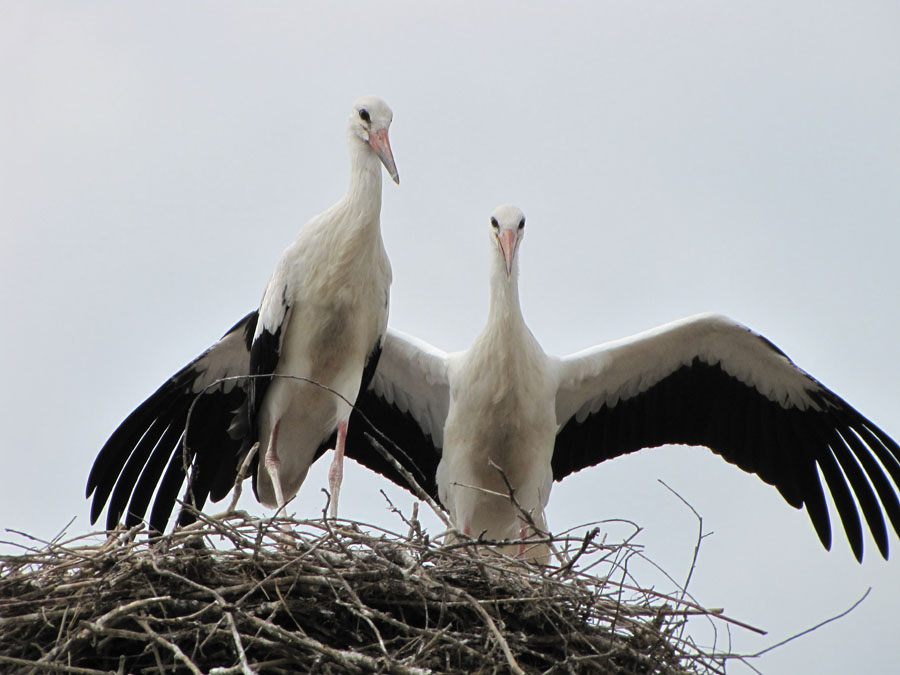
<box><xmin>1</xmin><ymin>512</ymin><xmax>738</xmax><ymax>674</ymax></box>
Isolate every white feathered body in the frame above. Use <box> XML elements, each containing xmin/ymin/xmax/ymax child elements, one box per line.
<box><xmin>438</xmin><ymin>246</ymin><xmax>557</xmax><ymax>552</ymax></box>
<box><xmin>255</xmin><ymin>149</ymin><xmax>392</xmax><ymax>506</ymax></box>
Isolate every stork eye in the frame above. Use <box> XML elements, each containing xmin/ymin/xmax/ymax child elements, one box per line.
<box><xmin>518</xmin><ymin>218</ymin><xmax>525</xmax><ymax>230</ymax></box>
<box><xmin>490</xmin><ymin>217</ymin><xmax>499</xmax><ymax>229</ymax></box>
<box><xmin>359</xmin><ymin>109</ymin><xmax>370</xmax><ymax>123</ymax></box>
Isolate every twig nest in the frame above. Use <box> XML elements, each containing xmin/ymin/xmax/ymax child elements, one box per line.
<box><xmin>0</xmin><ymin>512</ymin><xmax>726</xmax><ymax>674</ymax></box>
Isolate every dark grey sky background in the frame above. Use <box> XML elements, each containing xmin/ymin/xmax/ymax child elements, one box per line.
<box><xmin>2</xmin><ymin>3</ymin><xmax>899</xmax><ymax>673</ymax></box>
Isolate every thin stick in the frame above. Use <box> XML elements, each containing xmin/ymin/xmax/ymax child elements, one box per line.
<box><xmin>744</xmin><ymin>588</ymin><xmax>871</xmax><ymax>659</ymax></box>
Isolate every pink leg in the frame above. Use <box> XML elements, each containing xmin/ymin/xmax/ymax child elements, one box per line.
<box><xmin>265</xmin><ymin>420</ymin><xmax>286</xmax><ymax>508</ymax></box>
<box><xmin>518</xmin><ymin>523</ymin><xmax>529</xmax><ymax>557</ymax></box>
<box><xmin>327</xmin><ymin>421</ymin><xmax>348</xmax><ymax>518</ymax></box>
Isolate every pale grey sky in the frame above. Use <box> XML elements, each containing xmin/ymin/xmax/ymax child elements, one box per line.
<box><xmin>2</xmin><ymin>3</ymin><xmax>899</xmax><ymax>673</ymax></box>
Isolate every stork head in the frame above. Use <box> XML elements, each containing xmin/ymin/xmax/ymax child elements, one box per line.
<box><xmin>349</xmin><ymin>95</ymin><xmax>400</xmax><ymax>184</ymax></box>
<box><xmin>489</xmin><ymin>204</ymin><xmax>526</xmax><ymax>279</ymax></box>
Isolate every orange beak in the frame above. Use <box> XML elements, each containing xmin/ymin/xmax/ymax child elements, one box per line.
<box><xmin>368</xmin><ymin>128</ymin><xmax>400</xmax><ymax>184</ymax></box>
<box><xmin>496</xmin><ymin>230</ymin><xmax>518</xmax><ymax>278</ymax></box>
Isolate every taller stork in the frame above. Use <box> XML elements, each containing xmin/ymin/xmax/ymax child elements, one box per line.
<box><xmin>86</xmin><ymin>95</ymin><xmax>399</xmax><ymax>532</ymax></box>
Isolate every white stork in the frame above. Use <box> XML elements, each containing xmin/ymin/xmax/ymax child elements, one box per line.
<box><xmin>346</xmin><ymin>204</ymin><xmax>900</xmax><ymax>562</ymax></box>
<box><xmin>86</xmin><ymin>95</ymin><xmax>399</xmax><ymax>532</ymax></box>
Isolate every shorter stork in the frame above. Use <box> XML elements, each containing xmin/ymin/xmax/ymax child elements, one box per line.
<box><xmin>347</xmin><ymin>205</ymin><xmax>900</xmax><ymax>563</ymax></box>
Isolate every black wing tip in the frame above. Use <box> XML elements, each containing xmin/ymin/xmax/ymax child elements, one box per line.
<box><xmin>874</xmin><ymin>536</ymin><xmax>889</xmax><ymax>561</ymax></box>
<box><xmin>85</xmin><ymin>311</ymin><xmax>257</xmax><ymax>536</ymax></box>
<box><xmin>849</xmin><ymin>533</ymin><xmax>864</xmax><ymax>564</ymax></box>
<box><xmin>89</xmin><ymin>493</ymin><xmax>111</xmax><ymax>527</ymax></box>
<box><xmin>555</xmin><ymin>356</ymin><xmax>900</xmax><ymax>563</ymax></box>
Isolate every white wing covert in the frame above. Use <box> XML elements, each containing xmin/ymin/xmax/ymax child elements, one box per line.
<box><xmin>552</xmin><ymin>313</ymin><xmax>900</xmax><ymax>562</ymax></box>
<box><xmin>346</xmin><ymin>328</ymin><xmax>451</xmax><ymax>501</ymax></box>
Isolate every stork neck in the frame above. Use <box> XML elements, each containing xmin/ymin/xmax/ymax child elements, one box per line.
<box><xmin>487</xmin><ymin>260</ymin><xmax>525</xmax><ymax>334</ymax></box>
<box><xmin>345</xmin><ymin>138</ymin><xmax>384</xmax><ymax>218</ymax></box>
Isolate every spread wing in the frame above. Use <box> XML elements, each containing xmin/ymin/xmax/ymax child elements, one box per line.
<box><xmin>86</xmin><ymin>311</ymin><xmax>257</xmax><ymax>533</ymax></box>
<box><xmin>552</xmin><ymin>313</ymin><xmax>900</xmax><ymax>562</ymax></box>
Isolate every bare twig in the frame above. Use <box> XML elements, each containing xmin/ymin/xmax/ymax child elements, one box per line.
<box><xmin>2</xmin><ymin>508</ymin><xmax>824</xmax><ymax>674</ymax></box>
<box><xmin>743</xmin><ymin>588</ymin><xmax>871</xmax><ymax>659</ymax></box>
<box><xmin>363</xmin><ymin>432</ymin><xmax>453</xmax><ymax>529</ymax></box>
<box><xmin>456</xmin><ymin>586</ymin><xmax>525</xmax><ymax>675</ymax></box>
<box><xmin>134</xmin><ymin>617</ymin><xmax>204</xmax><ymax>675</ymax></box>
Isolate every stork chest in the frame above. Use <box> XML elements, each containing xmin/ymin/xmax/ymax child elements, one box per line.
<box><xmin>276</xmin><ymin>236</ymin><xmax>390</xmax><ymax>381</ymax></box>
<box><xmin>445</xmin><ymin>344</ymin><xmax>556</xmax><ymax>467</ymax></box>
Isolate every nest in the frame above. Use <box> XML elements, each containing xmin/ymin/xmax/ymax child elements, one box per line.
<box><xmin>0</xmin><ymin>507</ymin><xmax>734</xmax><ymax>674</ymax></box>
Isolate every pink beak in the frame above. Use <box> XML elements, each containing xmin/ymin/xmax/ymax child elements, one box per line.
<box><xmin>497</xmin><ymin>229</ymin><xmax>518</xmax><ymax>278</ymax></box>
<box><xmin>368</xmin><ymin>128</ymin><xmax>400</xmax><ymax>184</ymax></box>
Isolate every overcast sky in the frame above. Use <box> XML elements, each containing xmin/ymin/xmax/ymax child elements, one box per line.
<box><xmin>2</xmin><ymin>3</ymin><xmax>899</xmax><ymax>673</ymax></box>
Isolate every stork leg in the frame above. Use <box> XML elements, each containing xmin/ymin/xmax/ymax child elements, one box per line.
<box><xmin>327</xmin><ymin>421</ymin><xmax>348</xmax><ymax>518</ymax></box>
<box><xmin>518</xmin><ymin>523</ymin><xmax>529</xmax><ymax>557</ymax></box>
<box><xmin>265</xmin><ymin>420</ymin><xmax>287</xmax><ymax>508</ymax></box>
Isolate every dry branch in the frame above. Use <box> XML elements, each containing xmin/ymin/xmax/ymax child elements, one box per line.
<box><xmin>1</xmin><ymin>512</ymin><xmax>733</xmax><ymax>674</ymax></box>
